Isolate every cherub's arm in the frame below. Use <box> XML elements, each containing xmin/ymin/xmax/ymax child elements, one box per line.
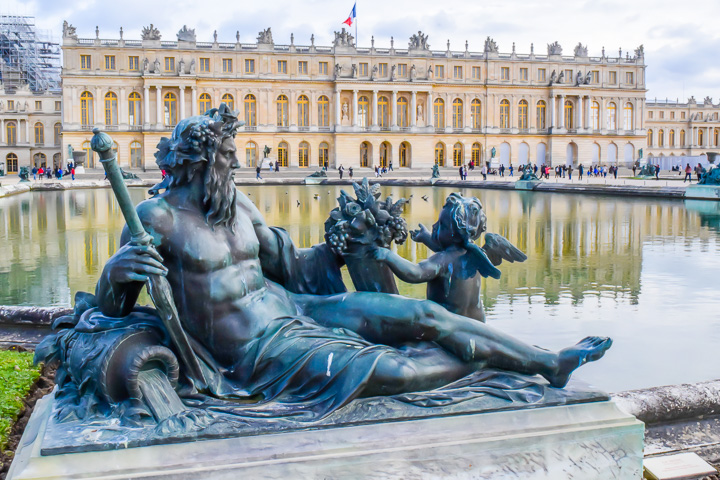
<box><xmin>410</xmin><ymin>223</ymin><xmax>442</xmax><ymax>252</ymax></box>
<box><xmin>373</xmin><ymin>248</ymin><xmax>442</xmax><ymax>283</ymax></box>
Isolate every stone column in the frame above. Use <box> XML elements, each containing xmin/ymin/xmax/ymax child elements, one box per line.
<box><xmin>179</xmin><ymin>86</ymin><xmax>186</xmax><ymax>120</ymax></box>
<box><xmin>191</xmin><ymin>87</ymin><xmax>197</xmax><ymax>116</ymax></box>
<box><xmin>428</xmin><ymin>91</ymin><xmax>434</xmax><ymax>128</ymax></box>
<box><xmin>549</xmin><ymin>95</ymin><xmax>555</xmax><ymax>129</ymax></box>
<box><xmin>372</xmin><ymin>90</ymin><xmax>378</xmax><ymax>127</ymax></box>
<box><xmin>707</xmin><ymin>127</ymin><xmax>712</xmax><ymax>147</ymax></box>
<box><xmin>559</xmin><ymin>95</ymin><xmax>566</xmax><ymax>129</ymax></box>
<box><xmin>391</xmin><ymin>90</ymin><xmax>398</xmax><ymax>128</ymax></box>
<box><xmin>446</xmin><ymin>93</ymin><xmax>452</xmax><ymax>130</ymax></box>
<box><xmin>119</xmin><ymin>87</ymin><xmax>127</xmax><ymax>125</ymax></box>
<box><xmin>464</xmin><ymin>93</ymin><xmax>470</xmax><ymax>131</ymax></box>
<box><xmin>335</xmin><ymin>89</ymin><xmax>341</xmax><ymax>126</ymax></box>
<box><xmin>156</xmin><ymin>86</ymin><xmax>163</xmax><ymax>127</ymax></box>
<box><xmin>578</xmin><ymin>95</ymin><xmax>584</xmax><ymax>130</ymax></box>
<box><xmin>25</xmin><ymin>120</ymin><xmax>30</xmax><ymax>144</ymax></box>
<box><xmin>410</xmin><ymin>91</ymin><xmax>417</xmax><ymax>127</ymax></box>
<box><xmin>95</xmin><ymin>87</ymin><xmax>102</xmax><ymax>125</ymax></box>
<box><xmin>0</xmin><ymin>119</ymin><xmax>4</xmax><ymax>143</ymax></box>
<box><xmin>143</xmin><ymin>86</ymin><xmax>150</xmax><ymax>126</ymax></box>
<box><xmin>352</xmin><ymin>90</ymin><xmax>358</xmax><ymax>127</ymax></box>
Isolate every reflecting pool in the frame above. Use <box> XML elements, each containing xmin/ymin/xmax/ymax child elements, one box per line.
<box><xmin>1</xmin><ymin>185</ymin><xmax>719</xmax><ymax>393</ymax></box>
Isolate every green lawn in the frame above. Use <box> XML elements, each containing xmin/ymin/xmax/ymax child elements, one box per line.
<box><xmin>0</xmin><ymin>350</ymin><xmax>41</xmax><ymax>451</ymax></box>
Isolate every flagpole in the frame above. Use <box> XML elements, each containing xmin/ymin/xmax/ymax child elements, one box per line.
<box><xmin>355</xmin><ymin>2</ymin><xmax>358</xmax><ymax>46</ymax></box>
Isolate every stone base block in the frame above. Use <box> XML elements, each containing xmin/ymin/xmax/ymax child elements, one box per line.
<box><xmin>8</xmin><ymin>396</ymin><xmax>643</xmax><ymax>479</ymax></box>
<box><xmin>515</xmin><ymin>180</ymin><xmax>542</xmax><ymax>191</ymax></box>
<box><xmin>685</xmin><ymin>185</ymin><xmax>720</xmax><ymax>200</ymax></box>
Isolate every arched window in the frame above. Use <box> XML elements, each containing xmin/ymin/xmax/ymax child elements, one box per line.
<box><xmin>624</xmin><ymin>102</ymin><xmax>634</xmax><ymax>130</ymax></box>
<box><xmin>130</xmin><ymin>141</ymin><xmax>142</xmax><ymax>168</ymax></box>
<box><xmin>358</xmin><ymin>96</ymin><xmax>369</xmax><ymax>127</ymax></box>
<box><xmin>297</xmin><ymin>95</ymin><xmax>309</xmax><ymax>127</ymax></box>
<box><xmin>105</xmin><ymin>91</ymin><xmax>118</xmax><ymax>125</ymax></box>
<box><xmin>378</xmin><ymin>96</ymin><xmax>389</xmax><ymax>128</ymax></box>
<box><xmin>360</xmin><ymin>142</ymin><xmax>370</xmax><ymax>167</ymax></box>
<box><xmin>80</xmin><ymin>91</ymin><xmax>94</xmax><ymax>126</ymax></box>
<box><xmin>499</xmin><ymin>99</ymin><xmax>510</xmax><ymax>128</ymax></box>
<box><xmin>164</xmin><ymin>92</ymin><xmax>177</xmax><ymax>126</ymax></box>
<box><xmin>318</xmin><ymin>96</ymin><xmax>329</xmax><ymax>127</ymax></box>
<box><xmin>277</xmin><ymin>141</ymin><xmax>288</xmax><ymax>167</ymax></box>
<box><xmin>471</xmin><ymin>99</ymin><xmax>481</xmax><ymax>130</ymax></box>
<box><xmin>34</xmin><ymin>122</ymin><xmax>44</xmax><ymax>145</ymax></box>
<box><xmin>647</xmin><ymin>129</ymin><xmax>654</xmax><ymax>147</ymax></box>
<box><xmin>128</xmin><ymin>92</ymin><xmax>142</xmax><ymax>125</ymax></box>
<box><xmin>658</xmin><ymin>129</ymin><xmax>664</xmax><ymax>147</ymax></box>
<box><xmin>298</xmin><ymin>141</ymin><xmax>309</xmax><ymax>167</ymax></box>
<box><xmin>518</xmin><ymin>100</ymin><xmax>528</xmax><ymax>130</ymax></box>
<box><xmin>434</xmin><ymin>142</ymin><xmax>445</xmax><ymax>166</ymax></box>
<box><xmin>669</xmin><ymin>130</ymin><xmax>675</xmax><ymax>146</ymax></box>
<box><xmin>221</xmin><ymin>93</ymin><xmax>234</xmax><ymax>110</ymax></box>
<box><xmin>680</xmin><ymin>130</ymin><xmax>686</xmax><ymax>147</ymax></box>
<box><xmin>199</xmin><ymin>93</ymin><xmax>211</xmax><ymax>114</ymax></box>
<box><xmin>276</xmin><ymin>95</ymin><xmax>288</xmax><ymax>127</ymax></box>
<box><xmin>715</xmin><ymin>128</ymin><xmax>719</xmax><ymax>147</ymax></box>
<box><xmin>244</xmin><ymin>94</ymin><xmax>256</xmax><ymax>126</ymax></box>
<box><xmin>564</xmin><ymin>100</ymin><xmax>574</xmax><ymax>129</ymax></box>
<box><xmin>82</xmin><ymin>141</ymin><xmax>94</xmax><ymax>168</ymax></box>
<box><xmin>472</xmin><ymin>142</ymin><xmax>481</xmax><ymax>164</ymax></box>
<box><xmin>434</xmin><ymin>98</ymin><xmax>445</xmax><ymax>129</ymax></box>
<box><xmin>452</xmin><ymin>98</ymin><xmax>463</xmax><ymax>129</ymax></box>
<box><xmin>5</xmin><ymin>121</ymin><xmax>16</xmax><ymax>145</ymax></box>
<box><xmin>453</xmin><ymin>142</ymin><xmax>463</xmax><ymax>167</ymax></box>
<box><xmin>536</xmin><ymin>101</ymin><xmax>546</xmax><ymax>130</ymax></box>
<box><xmin>591</xmin><ymin>101</ymin><xmax>600</xmax><ymax>130</ymax></box>
<box><xmin>33</xmin><ymin>153</ymin><xmax>46</xmax><ymax>168</ymax></box>
<box><xmin>397</xmin><ymin>96</ymin><xmax>408</xmax><ymax>127</ymax></box>
<box><xmin>698</xmin><ymin>129</ymin><xmax>704</xmax><ymax>146</ymax></box>
<box><xmin>6</xmin><ymin>153</ymin><xmax>18</xmax><ymax>173</ymax></box>
<box><xmin>399</xmin><ymin>142</ymin><xmax>409</xmax><ymax>167</ymax></box>
<box><xmin>606</xmin><ymin>102</ymin><xmax>617</xmax><ymax>130</ymax></box>
<box><xmin>245</xmin><ymin>141</ymin><xmax>257</xmax><ymax>167</ymax></box>
<box><xmin>319</xmin><ymin>142</ymin><xmax>329</xmax><ymax>167</ymax></box>
<box><xmin>53</xmin><ymin>123</ymin><xmax>61</xmax><ymax>146</ymax></box>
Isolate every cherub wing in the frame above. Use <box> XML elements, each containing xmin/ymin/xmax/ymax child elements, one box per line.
<box><xmin>482</xmin><ymin>233</ymin><xmax>528</xmax><ymax>267</ymax></box>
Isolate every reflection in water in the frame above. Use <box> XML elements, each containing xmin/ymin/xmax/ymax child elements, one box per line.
<box><xmin>0</xmin><ymin>186</ymin><xmax>719</xmax><ymax>392</ymax></box>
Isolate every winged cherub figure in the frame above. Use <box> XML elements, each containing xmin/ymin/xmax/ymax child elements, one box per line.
<box><xmin>373</xmin><ymin>193</ymin><xmax>527</xmax><ymax>322</ymax></box>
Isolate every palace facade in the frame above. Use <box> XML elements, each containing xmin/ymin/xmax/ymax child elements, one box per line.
<box><xmin>645</xmin><ymin>97</ymin><xmax>720</xmax><ymax>158</ymax></box>
<box><xmin>60</xmin><ymin>24</ymin><xmax>648</xmax><ymax>170</ymax></box>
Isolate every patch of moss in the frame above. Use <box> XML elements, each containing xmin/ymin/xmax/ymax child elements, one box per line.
<box><xmin>0</xmin><ymin>350</ymin><xmax>41</xmax><ymax>451</ymax></box>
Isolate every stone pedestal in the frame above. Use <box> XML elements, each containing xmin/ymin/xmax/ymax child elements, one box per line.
<box><xmin>685</xmin><ymin>184</ymin><xmax>720</xmax><ymax>200</ymax></box>
<box><xmin>515</xmin><ymin>180</ymin><xmax>542</xmax><ymax>191</ymax></box>
<box><xmin>9</xmin><ymin>395</ymin><xmax>643</xmax><ymax>479</ymax></box>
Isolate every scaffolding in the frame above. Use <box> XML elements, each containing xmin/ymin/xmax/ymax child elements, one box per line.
<box><xmin>0</xmin><ymin>15</ymin><xmax>60</xmax><ymax>93</ymax></box>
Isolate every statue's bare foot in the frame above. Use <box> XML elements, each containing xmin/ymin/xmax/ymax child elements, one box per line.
<box><xmin>544</xmin><ymin>337</ymin><xmax>612</xmax><ymax>388</ymax></box>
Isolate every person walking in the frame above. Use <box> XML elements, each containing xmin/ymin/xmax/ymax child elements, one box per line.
<box><xmin>256</xmin><ymin>165</ymin><xmax>262</xmax><ymax>180</ymax></box>
<box><xmin>458</xmin><ymin>165</ymin><xmax>464</xmax><ymax>180</ymax></box>
<box><xmin>613</xmin><ymin>165</ymin><xmax>618</xmax><ymax>179</ymax></box>
<box><xmin>696</xmin><ymin>163</ymin><xmax>703</xmax><ymax>182</ymax></box>
<box><xmin>481</xmin><ymin>163</ymin><xmax>487</xmax><ymax>180</ymax></box>
<box><xmin>509</xmin><ymin>164</ymin><xmax>514</xmax><ymax>177</ymax></box>
<box><xmin>37</xmin><ymin>166</ymin><xmax>44</xmax><ymax>180</ymax></box>
<box><xmin>388</xmin><ymin>161</ymin><xmax>393</xmax><ymax>172</ymax></box>
<box><xmin>349</xmin><ymin>166</ymin><xmax>354</xmax><ymax>179</ymax></box>
<box><xmin>567</xmin><ymin>165</ymin><xmax>573</xmax><ymax>181</ymax></box>
<box><xmin>338</xmin><ymin>164</ymin><xmax>344</xmax><ymax>179</ymax></box>
<box><xmin>31</xmin><ymin>166</ymin><xmax>37</xmax><ymax>180</ymax></box>
<box><xmin>578</xmin><ymin>164</ymin><xmax>584</xmax><ymax>180</ymax></box>
<box><xmin>71</xmin><ymin>166</ymin><xmax>76</xmax><ymax>181</ymax></box>
<box><xmin>499</xmin><ymin>164</ymin><xmax>505</xmax><ymax>177</ymax></box>
<box><xmin>684</xmin><ymin>163</ymin><xmax>692</xmax><ymax>183</ymax></box>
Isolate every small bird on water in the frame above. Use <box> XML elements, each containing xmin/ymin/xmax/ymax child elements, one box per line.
<box><xmin>421</xmin><ymin>195</ymin><xmax>429</xmax><ymax>201</ymax></box>
<box><xmin>297</xmin><ymin>200</ymin><xmax>301</xmax><ymax>207</ymax></box>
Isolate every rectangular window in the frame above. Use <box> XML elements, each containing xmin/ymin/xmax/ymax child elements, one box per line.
<box><xmin>609</xmin><ymin>71</ymin><xmax>617</xmax><ymax>84</ymax></box>
<box><xmin>472</xmin><ymin>66</ymin><xmax>481</xmax><ymax>80</ymax></box>
<box><xmin>222</xmin><ymin>58</ymin><xmax>233</xmax><ymax>73</ymax></box>
<box><xmin>244</xmin><ymin>58</ymin><xmax>254</xmax><ymax>74</ymax></box>
<box><xmin>537</xmin><ymin>68</ymin><xmax>546</xmax><ymax>82</ymax></box>
<box><xmin>164</xmin><ymin>57</ymin><xmax>175</xmax><ymax>72</ymax></box>
<box><xmin>591</xmin><ymin>71</ymin><xmax>599</xmax><ymax>83</ymax></box>
<box><xmin>278</xmin><ymin>60</ymin><xmax>287</xmax><ymax>74</ymax></box>
<box><xmin>519</xmin><ymin>68</ymin><xmax>528</xmax><ymax>81</ymax></box>
<box><xmin>435</xmin><ymin>65</ymin><xmax>444</xmax><ymax>78</ymax></box>
<box><xmin>319</xmin><ymin>61</ymin><xmax>328</xmax><ymax>75</ymax></box>
<box><xmin>564</xmin><ymin>69</ymin><xmax>573</xmax><ymax>83</ymax></box>
<box><xmin>671</xmin><ymin>111</ymin><xmax>675</xmax><ymax>119</ymax></box>
<box><xmin>454</xmin><ymin>66</ymin><xmax>463</xmax><ymax>79</ymax></box>
<box><xmin>359</xmin><ymin>63</ymin><xmax>368</xmax><ymax>77</ymax></box>
<box><xmin>129</xmin><ymin>56</ymin><xmax>139</xmax><ymax>71</ymax></box>
<box><xmin>681</xmin><ymin>112</ymin><xmax>686</xmax><ymax>119</ymax></box>
<box><xmin>398</xmin><ymin>64</ymin><xmax>407</xmax><ymax>77</ymax></box>
<box><xmin>379</xmin><ymin>63</ymin><xmax>388</xmax><ymax>77</ymax></box>
<box><xmin>648</xmin><ymin>111</ymin><xmax>654</xmax><ymax>119</ymax></box>
<box><xmin>7</xmin><ymin>100</ymin><xmax>14</xmax><ymax>110</ymax></box>
<box><xmin>55</xmin><ymin>101</ymin><xmax>61</xmax><ymax>111</ymax></box>
<box><xmin>35</xmin><ymin>100</ymin><xmax>42</xmax><ymax>111</ymax></box>
<box><xmin>298</xmin><ymin>61</ymin><xmax>308</xmax><ymax>75</ymax></box>
<box><xmin>80</xmin><ymin>55</ymin><xmax>91</xmax><ymax>70</ymax></box>
<box><xmin>501</xmin><ymin>66</ymin><xmax>510</xmax><ymax>80</ymax></box>
<box><xmin>200</xmin><ymin>58</ymin><xmax>210</xmax><ymax>72</ymax></box>
<box><xmin>626</xmin><ymin>71</ymin><xmax>634</xmax><ymax>84</ymax></box>
<box><xmin>660</xmin><ymin>111</ymin><xmax>665</xmax><ymax>119</ymax></box>
<box><xmin>104</xmin><ymin>55</ymin><xmax>116</xmax><ymax>70</ymax></box>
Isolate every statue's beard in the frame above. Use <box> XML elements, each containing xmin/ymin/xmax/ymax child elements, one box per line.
<box><xmin>202</xmin><ymin>164</ymin><xmax>237</xmax><ymax>231</ymax></box>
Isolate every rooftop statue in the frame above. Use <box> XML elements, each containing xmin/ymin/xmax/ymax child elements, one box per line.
<box><xmin>484</xmin><ymin>36</ymin><xmax>498</xmax><ymax>54</ymax></box>
<box><xmin>547</xmin><ymin>41</ymin><xmax>563</xmax><ymax>56</ymax></box>
<box><xmin>35</xmin><ymin>105</ymin><xmax>612</xmax><ymax>435</ymax></box>
<box><xmin>177</xmin><ymin>25</ymin><xmax>196</xmax><ymax>42</ymax></box>
<box><xmin>141</xmin><ymin>24</ymin><xmax>161</xmax><ymax>41</ymax></box>
<box><xmin>62</xmin><ymin>21</ymin><xmax>78</xmax><ymax>40</ymax></box>
<box><xmin>574</xmin><ymin>43</ymin><xmax>588</xmax><ymax>57</ymax></box>
<box><xmin>409</xmin><ymin>31</ymin><xmax>430</xmax><ymax>50</ymax></box>
<box><xmin>333</xmin><ymin>28</ymin><xmax>355</xmax><ymax>48</ymax></box>
<box><xmin>257</xmin><ymin>27</ymin><xmax>273</xmax><ymax>45</ymax></box>
<box><xmin>634</xmin><ymin>44</ymin><xmax>645</xmax><ymax>59</ymax></box>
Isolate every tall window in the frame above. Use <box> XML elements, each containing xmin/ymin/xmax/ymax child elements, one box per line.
<box><xmin>499</xmin><ymin>99</ymin><xmax>510</xmax><ymax>129</ymax></box>
<box><xmin>472</xmin><ymin>66</ymin><xmax>481</xmax><ymax>80</ymax></box>
<box><xmin>453</xmin><ymin>143</ymin><xmax>463</xmax><ymax>167</ymax></box>
<box><xmin>6</xmin><ymin>122</ymin><xmax>16</xmax><ymax>145</ymax></box>
<box><xmin>130</xmin><ymin>141</ymin><xmax>142</xmax><ymax>168</ymax></box>
<box><xmin>591</xmin><ymin>101</ymin><xmax>600</xmax><ymax>130</ymax></box>
<box><xmin>82</xmin><ymin>141</ymin><xmax>94</xmax><ymax>168</ymax></box>
<box><xmin>277</xmin><ymin>95</ymin><xmax>288</xmax><ymax>126</ymax></box>
<box><xmin>397</xmin><ymin>97</ymin><xmax>408</xmax><ymax>127</ymax></box>
<box><xmin>434</xmin><ymin>98</ymin><xmax>445</xmax><ymax>129</ymax></box>
<box><xmin>454</xmin><ymin>66</ymin><xmax>463</xmax><ymax>79</ymax></box>
<box><xmin>624</xmin><ymin>102</ymin><xmax>634</xmax><ymax>130</ymax></box>
<box><xmin>222</xmin><ymin>58</ymin><xmax>233</xmax><ymax>73</ymax></box>
<box><xmin>104</xmin><ymin>55</ymin><xmax>116</xmax><ymax>70</ymax></box>
<box><xmin>80</xmin><ymin>91</ymin><xmax>94</xmax><ymax>126</ymax></box>
<box><xmin>298</xmin><ymin>141</ymin><xmax>309</xmax><ymax>167</ymax></box>
<box><xmin>564</xmin><ymin>101</ymin><xmax>574</xmax><ymax>129</ymax></box>
<box><xmin>500</xmin><ymin>67</ymin><xmax>510</xmax><ymax>80</ymax></box>
<box><xmin>6</xmin><ymin>153</ymin><xmax>18</xmax><ymax>173</ymax></box>
<box><xmin>318</xmin><ymin>95</ymin><xmax>329</xmax><ymax>127</ymax></box>
<box><xmin>472</xmin><ymin>143</ymin><xmax>481</xmax><ymax>164</ymax></box>
<box><xmin>221</xmin><ymin>93</ymin><xmax>234</xmax><ymax>110</ymax></box>
<box><xmin>164</xmin><ymin>92</ymin><xmax>177</xmax><ymax>126</ymax></box>
<box><xmin>435</xmin><ymin>142</ymin><xmax>445</xmax><ymax>166</ymax></box>
<box><xmin>359</xmin><ymin>63</ymin><xmax>368</xmax><ymax>77</ymax></box>
<box><xmin>658</xmin><ymin>129</ymin><xmax>665</xmax><ymax>147</ymax></box>
<box><xmin>379</xmin><ymin>63</ymin><xmax>388</xmax><ymax>77</ymax></box>
<box><xmin>244</xmin><ymin>94</ymin><xmax>256</xmax><ymax>126</ymax></box>
<box><xmin>277</xmin><ymin>60</ymin><xmax>287</xmax><ymax>74</ymax></box>
<box><xmin>471</xmin><ymin>99</ymin><xmax>481</xmax><ymax>129</ymax></box>
<box><xmin>278</xmin><ymin>142</ymin><xmax>288</xmax><ymax>167</ymax></box>
<box><xmin>200</xmin><ymin>58</ymin><xmax>210</xmax><ymax>72</ymax></box>
<box><xmin>297</xmin><ymin>95</ymin><xmax>309</xmax><ymax>127</ymax></box>
<box><xmin>669</xmin><ymin>130</ymin><xmax>676</xmax><ymax>146</ymax></box>
<box><xmin>647</xmin><ymin>129</ymin><xmax>653</xmax><ymax>147</ymax></box>
<box><xmin>378</xmin><ymin>96</ymin><xmax>389</xmax><ymax>128</ymax></box>
<box><xmin>319</xmin><ymin>62</ymin><xmax>328</xmax><ymax>75</ymax></box>
<box><xmin>164</xmin><ymin>57</ymin><xmax>175</xmax><ymax>72</ymax></box>
<box><xmin>244</xmin><ymin>59</ymin><xmax>255</xmax><ymax>74</ymax></box>
<box><xmin>452</xmin><ymin>98</ymin><xmax>463</xmax><ymax>129</ymax></box>
<box><xmin>518</xmin><ymin>100</ymin><xmax>528</xmax><ymax>129</ymax></box>
<box><xmin>80</xmin><ymin>54</ymin><xmax>91</xmax><ymax>70</ymax></box>
<box><xmin>680</xmin><ymin>130</ymin><xmax>686</xmax><ymax>146</ymax></box>
<box><xmin>128</xmin><ymin>92</ymin><xmax>142</xmax><ymax>125</ymax></box>
<box><xmin>199</xmin><ymin>93</ymin><xmax>211</xmax><ymax>113</ymax></box>
<box><xmin>129</xmin><ymin>56</ymin><xmax>139</xmax><ymax>71</ymax></box>
<box><xmin>105</xmin><ymin>92</ymin><xmax>118</xmax><ymax>125</ymax></box>
<box><xmin>53</xmin><ymin>123</ymin><xmax>61</xmax><ymax>145</ymax></box>
<box><xmin>245</xmin><ymin>142</ymin><xmax>257</xmax><ymax>167</ymax></box>
<box><xmin>319</xmin><ymin>142</ymin><xmax>329</xmax><ymax>167</ymax></box>
<box><xmin>606</xmin><ymin>102</ymin><xmax>617</xmax><ymax>130</ymax></box>
<box><xmin>399</xmin><ymin>142</ymin><xmax>409</xmax><ymax>167</ymax></box>
<box><xmin>360</xmin><ymin>142</ymin><xmax>370</xmax><ymax>167</ymax></box>
<box><xmin>358</xmin><ymin>96</ymin><xmax>369</xmax><ymax>127</ymax></box>
<box><xmin>698</xmin><ymin>129</ymin><xmax>704</xmax><ymax>146</ymax></box>
<box><xmin>536</xmin><ymin>101</ymin><xmax>546</xmax><ymax>129</ymax></box>
<box><xmin>298</xmin><ymin>61</ymin><xmax>308</xmax><ymax>75</ymax></box>
<box><xmin>519</xmin><ymin>68</ymin><xmax>528</xmax><ymax>81</ymax></box>
<box><xmin>380</xmin><ymin>143</ymin><xmax>389</xmax><ymax>168</ymax></box>
<box><xmin>34</xmin><ymin>122</ymin><xmax>44</xmax><ymax>145</ymax></box>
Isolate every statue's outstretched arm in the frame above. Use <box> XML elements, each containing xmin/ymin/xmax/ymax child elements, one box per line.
<box><xmin>481</xmin><ymin>232</ymin><xmax>528</xmax><ymax>267</ymax></box>
<box><xmin>411</xmin><ymin>223</ymin><xmax>441</xmax><ymax>252</ymax></box>
<box><xmin>373</xmin><ymin>248</ymin><xmax>441</xmax><ymax>283</ymax></box>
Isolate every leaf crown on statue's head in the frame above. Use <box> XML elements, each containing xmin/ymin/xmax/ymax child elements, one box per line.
<box><xmin>433</xmin><ymin>193</ymin><xmax>486</xmax><ymax>248</ymax></box>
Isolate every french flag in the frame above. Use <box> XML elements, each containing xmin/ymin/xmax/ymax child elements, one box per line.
<box><xmin>343</xmin><ymin>3</ymin><xmax>356</xmax><ymax>27</ymax></box>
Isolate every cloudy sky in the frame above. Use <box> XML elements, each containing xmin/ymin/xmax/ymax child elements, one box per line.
<box><xmin>6</xmin><ymin>0</ymin><xmax>720</xmax><ymax>102</ymax></box>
